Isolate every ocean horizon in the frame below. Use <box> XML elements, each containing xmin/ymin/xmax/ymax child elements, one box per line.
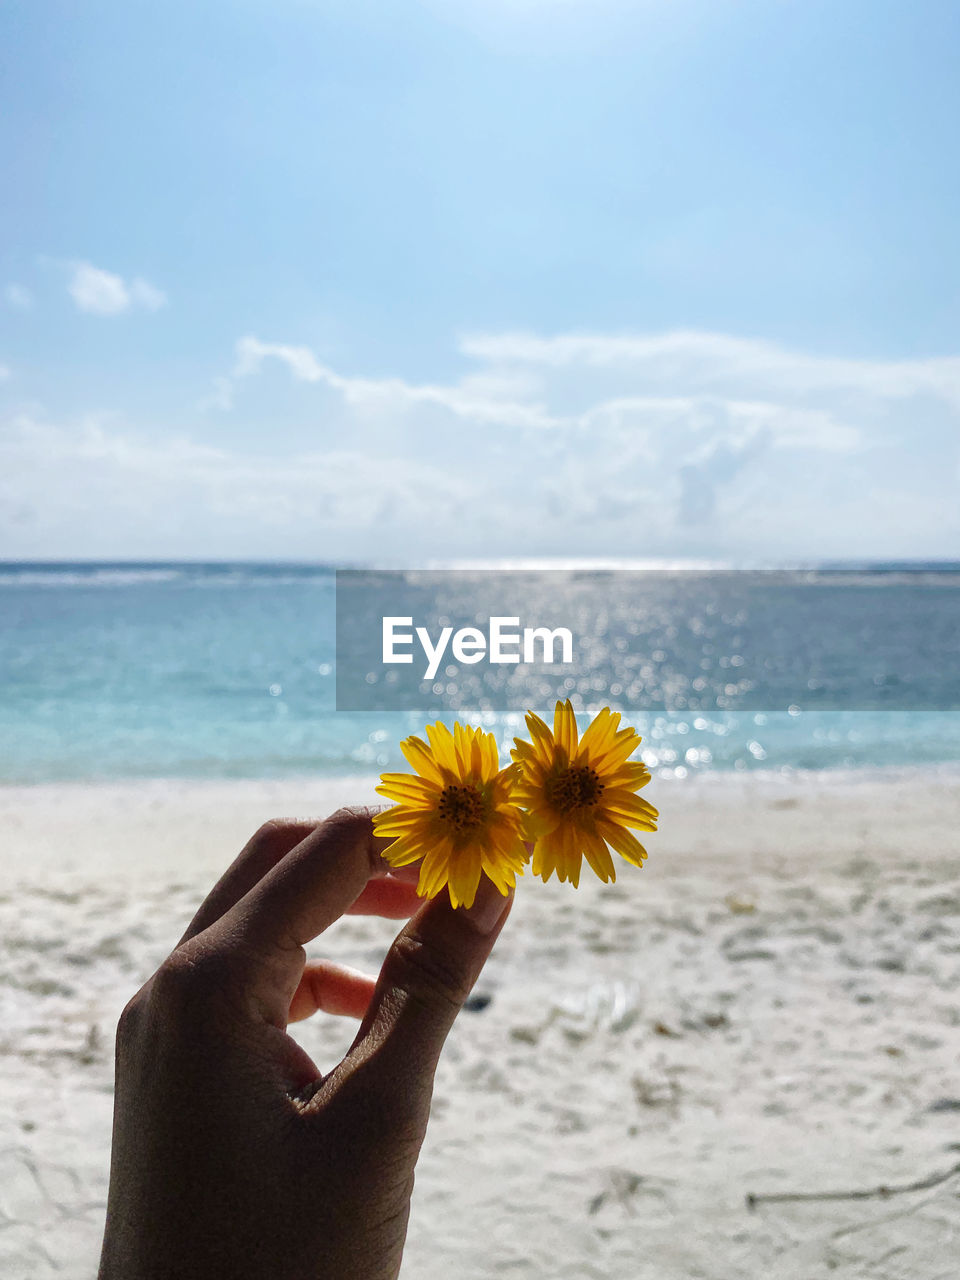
<box><xmin>3</xmin><ymin>559</ymin><xmax>960</xmax><ymax>784</ymax></box>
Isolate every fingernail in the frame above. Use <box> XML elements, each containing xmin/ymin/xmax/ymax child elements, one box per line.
<box><xmin>461</xmin><ymin>878</ymin><xmax>511</xmax><ymax>934</ymax></box>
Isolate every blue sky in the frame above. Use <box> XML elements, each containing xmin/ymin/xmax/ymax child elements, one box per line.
<box><xmin>2</xmin><ymin>0</ymin><xmax>959</xmax><ymax>561</ymax></box>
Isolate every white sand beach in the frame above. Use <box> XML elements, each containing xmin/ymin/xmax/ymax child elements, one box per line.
<box><xmin>2</xmin><ymin>769</ymin><xmax>960</xmax><ymax>1279</ymax></box>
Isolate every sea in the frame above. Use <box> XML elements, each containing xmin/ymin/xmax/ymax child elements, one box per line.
<box><xmin>2</xmin><ymin>561</ymin><xmax>960</xmax><ymax>784</ymax></box>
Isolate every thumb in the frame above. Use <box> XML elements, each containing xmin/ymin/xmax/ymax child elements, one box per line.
<box><xmin>338</xmin><ymin>877</ymin><xmax>512</xmax><ymax>1112</ymax></box>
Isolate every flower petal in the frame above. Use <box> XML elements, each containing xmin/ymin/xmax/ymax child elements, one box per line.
<box><xmin>399</xmin><ymin>735</ymin><xmax>443</xmax><ymax>783</ymax></box>
<box><xmin>583</xmin><ymin>831</ymin><xmax>617</xmax><ymax>883</ymax></box>
<box><xmin>553</xmin><ymin>699</ymin><xmax>579</xmax><ymax>760</ymax></box>
<box><xmin>602</xmin><ymin>761</ymin><xmax>652</xmax><ymax>789</ymax></box>
<box><xmin>577</xmin><ymin>706</ymin><xmax>620</xmax><ymax>761</ymax></box>
<box><xmin>592</xmin><ymin>729</ymin><xmax>642</xmax><ymax>773</ymax></box>
<box><xmin>417</xmin><ymin>841</ymin><xmax>452</xmax><ymax>897</ymax></box>
<box><xmin>599</xmin><ymin>789</ymin><xmax>659</xmax><ymax>828</ymax></box>
<box><xmin>425</xmin><ymin>721</ymin><xmax>458</xmax><ymax>773</ymax></box>
<box><xmin>481</xmin><ymin>731</ymin><xmax>500</xmax><ymax>779</ymax></box>
<box><xmin>449</xmin><ymin>847</ymin><xmax>483</xmax><ymax>909</ymax></box>
<box><xmin>373</xmin><ymin>810</ymin><xmax>433</xmax><ymax>836</ymax></box>
<box><xmin>381</xmin><ymin>834</ymin><xmax>433</xmax><ymax>866</ymax></box>
<box><xmin>375</xmin><ymin>773</ymin><xmax>440</xmax><ymax>805</ymax></box>
<box><xmin>597</xmin><ymin>818</ymin><xmax>648</xmax><ymax>867</ymax></box>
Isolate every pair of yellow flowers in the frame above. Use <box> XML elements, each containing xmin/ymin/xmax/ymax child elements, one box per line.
<box><xmin>374</xmin><ymin>700</ymin><xmax>658</xmax><ymax>909</ymax></box>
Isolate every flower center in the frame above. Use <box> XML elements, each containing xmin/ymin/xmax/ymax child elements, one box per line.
<box><xmin>546</xmin><ymin>766</ymin><xmax>604</xmax><ymax>813</ymax></box>
<box><xmin>437</xmin><ymin>783</ymin><xmax>486</xmax><ymax>831</ymax></box>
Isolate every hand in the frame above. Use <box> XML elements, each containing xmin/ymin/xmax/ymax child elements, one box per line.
<box><xmin>98</xmin><ymin>807</ymin><xmax>513</xmax><ymax>1280</ymax></box>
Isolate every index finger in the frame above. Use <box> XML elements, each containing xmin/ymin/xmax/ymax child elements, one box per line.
<box><xmin>221</xmin><ymin>807</ymin><xmax>394</xmax><ymax>955</ymax></box>
<box><xmin>178</xmin><ymin>818</ymin><xmax>320</xmax><ymax>945</ymax></box>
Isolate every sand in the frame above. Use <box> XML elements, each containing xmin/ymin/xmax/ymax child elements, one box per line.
<box><xmin>2</xmin><ymin>768</ymin><xmax>960</xmax><ymax>1279</ymax></box>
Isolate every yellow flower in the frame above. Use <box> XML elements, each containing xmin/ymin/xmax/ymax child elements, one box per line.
<box><xmin>373</xmin><ymin>720</ymin><xmax>527</xmax><ymax>909</ymax></box>
<box><xmin>511</xmin><ymin>700</ymin><xmax>657</xmax><ymax>887</ymax></box>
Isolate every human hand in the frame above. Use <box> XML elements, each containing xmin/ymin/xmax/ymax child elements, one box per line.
<box><xmin>98</xmin><ymin>808</ymin><xmax>513</xmax><ymax>1280</ymax></box>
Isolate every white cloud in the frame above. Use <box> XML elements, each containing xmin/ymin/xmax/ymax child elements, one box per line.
<box><xmin>575</xmin><ymin>396</ymin><xmax>862</xmax><ymax>454</ymax></box>
<box><xmin>459</xmin><ymin>328</ymin><xmax>960</xmax><ymax>409</ymax></box>
<box><xmin>4</xmin><ymin>326</ymin><xmax>959</xmax><ymax>559</ymax></box>
<box><xmin>67</xmin><ymin>262</ymin><xmax>167</xmax><ymax>316</ymax></box>
<box><xmin>129</xmin><ymin>277</ymin><xmax>167</xmax><ymax>311</ymax></box>
<box><xmin>208</xmin><ymin>327</ymin><xmax>958</xmax><ymax>558</ymax></box>
<box><xmin>0</xmin><ymin>411</ymin><xmax>472</xmax><ymax>558</ymax></box>
<box><xmin>0</xmin><ymin>364</ymin><xmax>10</xmax><ymax>380</ymax></box>
<box><xmin>4</xmin><ymin>284</ymin><xmax>33</xmax><ymax>310</ymax></box>
<box><xmin>231</xmin><ymin>337</ymin><xmax>558</xmax><ymax>429</ymax></box>
<box><xmin>68</xmin><ymin>264</ymin><xmax>128</xmax><ymax>315</ymax></box>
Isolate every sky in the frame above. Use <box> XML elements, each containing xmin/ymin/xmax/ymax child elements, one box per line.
<box><xmin>1</xmin><ymin>0</ymin><xmax>959</xmax><ymax>563</ymax></box>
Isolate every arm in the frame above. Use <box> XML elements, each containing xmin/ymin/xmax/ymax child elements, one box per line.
<box><xmin>98</xmin><ymin>807</ymin><xmax>512</xmax><ymax>1280</ymax></box>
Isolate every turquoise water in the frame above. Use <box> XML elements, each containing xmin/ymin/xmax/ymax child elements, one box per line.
<box><xmin>2</xmin><ymin>562</ymin><xmax>960</xmax><ymax>783</ymax></box>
